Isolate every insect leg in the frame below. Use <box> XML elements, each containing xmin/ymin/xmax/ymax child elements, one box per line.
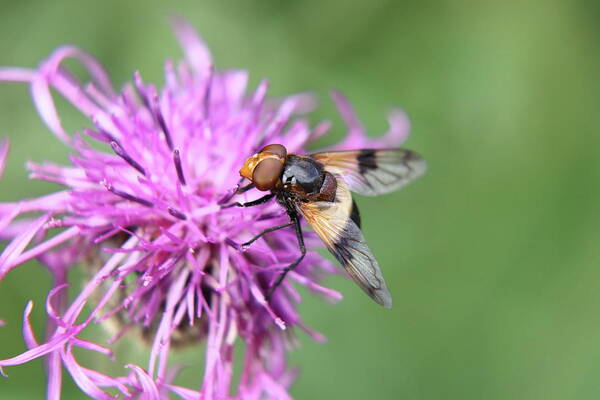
<box><xmin>266</xmin><ymin>211</ymin><xmax>306</xmax><ymax>300</ymax></box>
<box><xmin>241</xmin><ymin>221</ymin><xmax>294</xmax><ymax>249</ymax></box>
<box><xmin>218</xmin><ymin>179</ymin><xmax>255</xmax><ymax>205</ymax></box>
<box><xmin>236</xmin><ymin>183</ymin><xmax>255</xmax><ymax>194</ymax></box>
<box><xmin>217</xmin><ymin>177</ymin><xmax>246</xmax><ymax>204</ymax></box>
<box><xmin>221</xmin><ymin>193</ymin><xmax>275</xmax><ymax>209</ymax></box>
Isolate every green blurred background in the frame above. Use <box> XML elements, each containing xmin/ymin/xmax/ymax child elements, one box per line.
<box><xmin>1</xmin><ymin>0</ymin><xmax>600</xmax><ymax>398</ymax></box>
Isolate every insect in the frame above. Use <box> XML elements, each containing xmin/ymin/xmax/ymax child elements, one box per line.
<box><xmin>222</xmin><ymin>143</ymin><xmax>426</xmax><ymax>308</ymax></box>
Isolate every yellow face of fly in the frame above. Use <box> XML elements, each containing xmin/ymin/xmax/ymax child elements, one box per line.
<box><xmin>239</xmin><ymin>152</ymin><xmax>281</xmax><ymax>180</ymax></box>
<box><xmin>239</xmin><ymin>153</ymin><xmax>261</xmax><ymax>181</ymax></box>
<box><xmin>239</xmin><ymin>144</ymin><xmax>287</xmax><ymax>191</ymax></box>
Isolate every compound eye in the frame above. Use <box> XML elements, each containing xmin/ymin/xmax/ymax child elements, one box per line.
<box><xmin>260</xmin><ymin>144</ymin><xmax>287</xmax><ymax>159</ymax></box>
<box><xmin>252</xmin><ymin>158</ymin><xmax>283</xmax><ymax>191</ymax></box>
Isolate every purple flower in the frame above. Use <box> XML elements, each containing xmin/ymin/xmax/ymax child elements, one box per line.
<box><xmin>0</xmin><ymin>20</ymin><xmax>410</xmax><ymax>399</ymax></box>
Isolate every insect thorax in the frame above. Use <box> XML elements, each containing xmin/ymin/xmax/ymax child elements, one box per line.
<box><xmin>282</xmin><ymin>155</ymin><xmax>324</xmax><ymax>194</ymax></box>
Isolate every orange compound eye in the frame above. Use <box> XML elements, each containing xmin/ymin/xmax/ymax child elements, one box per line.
<box><xmin>260</xmin><ymin>144</ymin><xmax>287</xmax><ymax>159</ymax></box>
<box><xmin>252</xmin><ymin>158</ymin><xmax>284</xmax><ymax>191</ymax></box>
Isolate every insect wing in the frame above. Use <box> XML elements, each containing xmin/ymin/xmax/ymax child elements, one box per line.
<box><xmin>312</xmin><ymin>149</ymin><xmax>426</xmax><ymax>196</ymax></box>
<box><xmin>297</xmin><ymin>180</ymin><xmax>392</xmax><ymax>308</ymax></box>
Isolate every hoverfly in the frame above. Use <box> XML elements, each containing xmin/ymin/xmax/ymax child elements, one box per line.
<box><xmin>222</xmin><ymin>143</ymin><xmax>426</xmax><ymax>308</ymax></box>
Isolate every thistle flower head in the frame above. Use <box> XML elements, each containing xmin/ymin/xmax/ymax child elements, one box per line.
<box><xmin>0</xmin><ymin>20</ymin><xmax>409</xmax><ymax>399</ymax></box>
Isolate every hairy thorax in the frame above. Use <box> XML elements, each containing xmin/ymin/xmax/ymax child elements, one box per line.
<box><xmin>278</xmin><ymin>155</ymin><xmax>337</xmax><ymax>202</ymax></box>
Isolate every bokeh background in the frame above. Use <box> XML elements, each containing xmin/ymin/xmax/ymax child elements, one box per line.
<box><xmin>1</xmin><ymin>0</ymin><xmax>599</xmax><ymax>399</ymax></box>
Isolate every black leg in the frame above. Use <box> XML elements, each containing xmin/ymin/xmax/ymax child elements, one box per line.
<box><xmin>266</xmin><ymin>211</ymin><xmax>306</xmax><ymax>300</ymax></box>
<box><xmin>242</xmin><ymin>221</ymin><xmax>294</xmax><ymax>249</ymax></box>
<box><xmin>218</xmin><ymin>180</ymin><xmax>255</xmax><ymax>205</ymax></box>
<box><xmin>221</xmin><ymin>193</ymin><xmax>275</xmax><ymax>209</ymax></box>
<box><xmin>217</xmin><ymin>178</ymin><xmax>246</xmax><ymax>204</ymax></box>
<box><xmin>236</xmin><ymin>183</ymin><xmax>255</xmax><ymax>194</ymax></box>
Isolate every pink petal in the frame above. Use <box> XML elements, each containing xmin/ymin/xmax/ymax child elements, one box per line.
<box><xmin>79</xmin><ymin>366</ymin><xmax>131</xmax><ymax>397</ymax></box>
<box><xmin>62</xmin><ymin>345</ymin><xmax>114</xmax><ymax>400</ymax></box>
<box><xmin>46</xmin><ymin>350</ymin><xmax>62</xmax><ymax>400</ymax></box>
<box><xmin>22</xmin><ymin>301</ymin><xmax>39</xmax><ymax>349</ymax></box>
<box><xmin>0</xmin><ymin>329</ymin><xmax>74</xmax><ymax>367</ymax></box>
<box><xmin>45</xmin><ymin>284</ymin><xmax>69</xmax><ymax>328</ymax></box>
<box><xmin>383</xmin><ymin>108</ymin><xmax>410</xmax><ymax>146</ymax></box>
<box><xmin>28</xmin><ymin>45</ymin><xmax>117</xmax><ymax>145</ymax></box>
<box><xmin>251</xmin><ymin>79</ymin><xmax>269</xmax><ymax>109</ymax></box>
<box><xmin>165</xmin><ymin>383</ymin><xmax>201</xmax><ymax>400</ymax></box>
<box><xmin>0</xmin><ymin>191</ymin><xmax>71</xmax><ymax>215</ymax></box>
<box><xmin>171</xmin><ymin>17</ymin><xmax>212</xmax><ymax>79</ymax></box>
<box><xmin>0</xmin><ymin>139</ymin><xmax>8</xmax><ymax>179</ymax></box>
<box><xmin>0</xmin><ymin>67</ymin><xmax>35</xmax><ymax>82</ymax></box>
<box><xmin>45</xmin><ymin>46</ymin><xmax>116</xmax><ymax>98</ymax></box>
<box><xmin>261</xmin><ymin>373</ymin><xmax>294</xmax><ymax>400</ymax></box>
<box><xmin>126</xmin><ymin>364</ymin><xmax>160</xmax><ymax>400</ymax></box>
<box><xmin>331</xmin><ymin>90</ymin><xmax>365</xmax><ymax>145</ymax></box>
<box><xmin>30</xmin><ymin>74</ymin><xmax>70</xmax><ymax>143</ymax></box>
<box><xmin>7</xmin><ymin>226</ymin><xmax>80</xmax><ymax>271</ymax></box>
<box><xmin>310</xmin><ymin>120</ymin><xmax>332</xmax><ymax>142</ymax></box>
<box><xmin>0</xmin><ymin>213</ymin><xmax>51</xmax><ymax>279</ymax></box>
<box><xmin>218</xmin><ymin>69</ymin><xmax>248</xmax><ymax>107</ymax></box>
<box><xmin>63</xmin><ymin>235</ymin><xmax>139</xmax><ymax>325</ymax></box>
<box><xmin>71</xmin><ymin>338</ymin><xmax>114</xmax><ymax>360</ymax></box>
<box><xmin>0</xmin><ymin>202</ymin><xmax>23</xmax><ymax>234</ymax></box>
<box><xmin>289</xmin><ymin>271</ymin><xmax>343</xmax><ymax>301</ymax></box>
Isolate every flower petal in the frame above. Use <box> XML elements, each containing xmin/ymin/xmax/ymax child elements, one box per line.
<box><xmin>45</xmin><ymin>284</ymin><xmax>70</xmax><ymax>328</ymax></box>
<box><xmin>46</xmin><ymin>46</ymin><xmax>116</xmax><ymax>98</ymax></box>
<box><xmin>0</xmin><ymin>213</ymin><xmax>51</xmax><ymax>279</ymax></box>
<box><xmin>46</xmin><ymin>350</ymin><xmax>62</xmax><ymax>400</ymax></box>
<box><xmin>0</xmin><ymin>329</ymin><xmax>74</xmax><ymax>367</ymax></box>
<box><xmin>261</xmin><ymin>373</ymin><xmax>294</xmax><ymax>400</ymax></box>
<box><xmin>6</xmin><ymin>226</ymin><xmax>80</xmax><ymax>271</ymax></box>
<box><xmin>0</xmin><ymin>201</ymin><xmax>23</xmax><ymax>235</ymax></box>
<box><xmin>0</xmin><ymin>68</ymin><xmax>35</xmax><ymax>82</ymax></box>
<box><xmin>331</xmin><ymin>90</ymin><xmax>365</xmax><ymax>147</ymax></box>
<box><xmin>171</xmin><ymin>17</ymin><xmax>212</xmax><ymax>79</ymax></box>
<box><xmin>30</xmin><ymin>74</ymin><xmax>70</xmax><ymax>143</ymax></box>
<box><xmin>126</xmin><ymin>364</ymin><xmax>160</xmax><ymax>400</ymax></box>
<box><xmin>71</xmin><ymin>338</ymin><xmax>114</xmax><ymax>359</ymax></box>
<box><xmin>383</xmin><ymin>108</ymin><xmax>410</xmax><ymax>146</ymax></box>
<box><xmin>0</xmin><ymin>139</ymin><xmax>8</xmax><ymax>179</ymax></box>
<box><xmin>79</xmin><ymin>366</ymin><xmax>131</xmax><ymax>397</ymax></box>
<box><xmin>21</xmin><ymin>301</ymin><xmax>39</xmax><ymax>349</ymax></box>
<box><xmin>62</xmin><ymin>345</ymin><xmax>114</xmax><ymax>400</ymax></box>
<box><xmin>165</xmin><ymin>383</ymin><xmax>201</xmax><ymax>400</ymax></box>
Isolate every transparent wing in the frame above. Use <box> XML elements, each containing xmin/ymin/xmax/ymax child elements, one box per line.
<box><xmin>297</xmin><ymin>180</ymin><xmax>392</xmax><ymax>308</ymax></box>
<box><xmin>312</xmin><ymin>149</ymin><xmax>426</xmax><ymax>196</ymax></box>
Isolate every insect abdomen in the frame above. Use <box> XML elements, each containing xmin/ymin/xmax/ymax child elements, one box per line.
<box><xmin>350</xmin><ymin>199</ymin><xmax>361</xmax><ymax>228</ymax></box>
